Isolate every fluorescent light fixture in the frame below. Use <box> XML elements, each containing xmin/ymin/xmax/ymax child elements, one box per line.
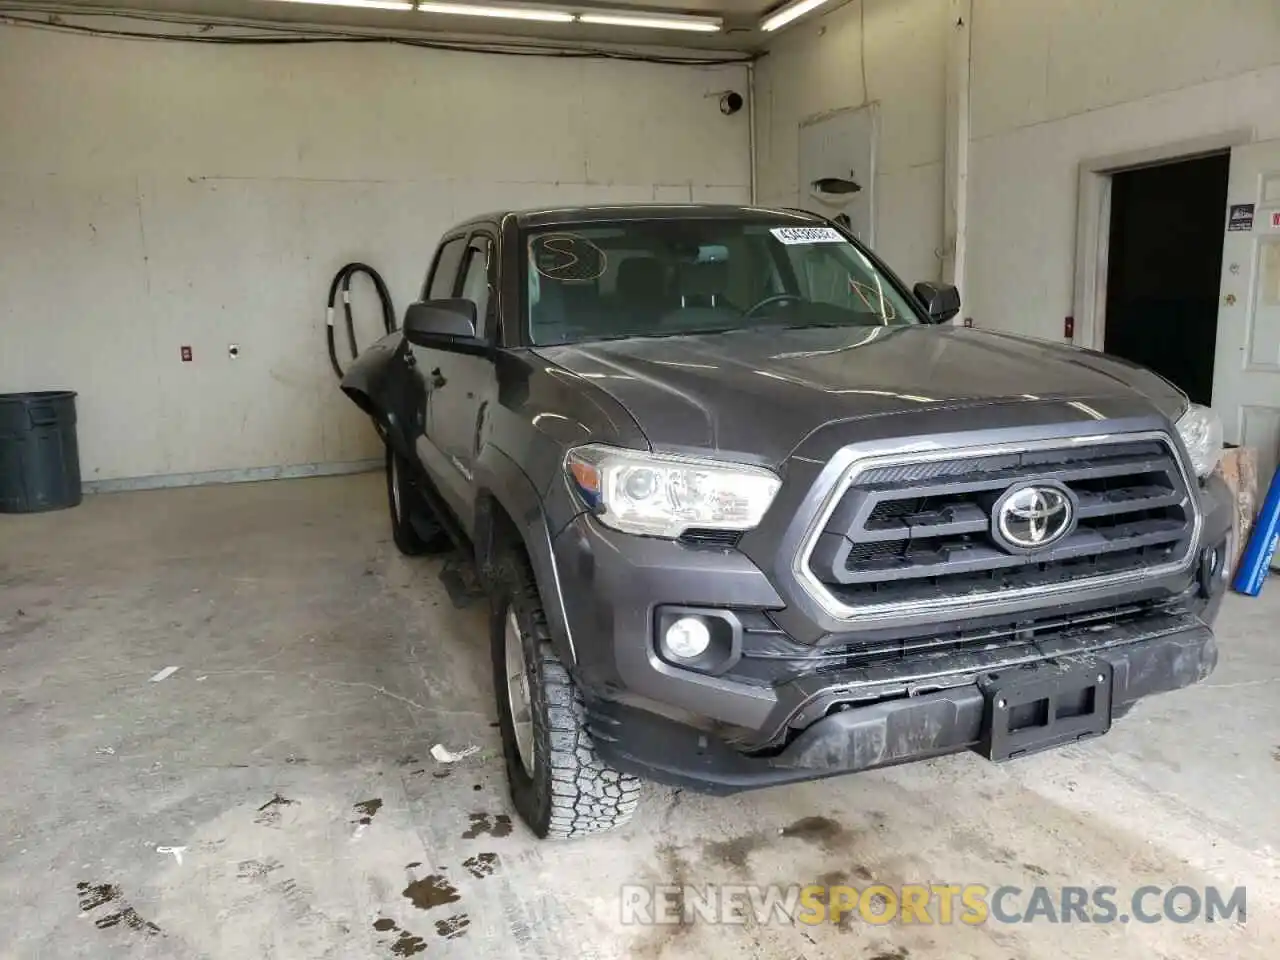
<box><xmin>760</xmin><ymin>0</ymin><xmax>834</xmax><ymax>32</ymax></box>
<box><xmin>417</xmin><ymin>1</ymin><xmax>574</xmax><ymax>21</ymax></box>
<box><xmin>578</xmin><ymin>11</ymin><xmax>721</xmax><ymax>32</ymax></box>
<box><xmin>266</xmin><ymin>0</ymin><xmax>413</xmax><ymax>9</ymax></box>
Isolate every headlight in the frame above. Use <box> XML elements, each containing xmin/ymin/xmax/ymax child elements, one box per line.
<box><xmin>1175</xmin><ymin>403</ymin><xmax>1223</xmax><ymax>478</ymax></box>
<box><xmin>565</xmin><ymin>444</ymin><xmax>781</xmax><ymax>538</ymax></box>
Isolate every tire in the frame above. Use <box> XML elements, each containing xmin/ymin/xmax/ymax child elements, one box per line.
<box><xmin>385</xmin><ymin>446</ymin><xmax>449</xmax><ymax>556</ymax></box>
<box><xmin>491</xmin><ymin>546</ymin><xmax>641</xmax><ymax>839</ymax></box>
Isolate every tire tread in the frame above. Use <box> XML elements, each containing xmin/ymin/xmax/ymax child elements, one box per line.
<box><xmin>496</xmin><ymin>548</ymin><xmax>639</xmax><ymax>839</ymax></box>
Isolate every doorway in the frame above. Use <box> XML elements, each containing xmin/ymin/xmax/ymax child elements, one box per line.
<box><xmin>1102</xmin><ymin>152</ymin><xmax>1230</xmax><ymax>405</ymax></box>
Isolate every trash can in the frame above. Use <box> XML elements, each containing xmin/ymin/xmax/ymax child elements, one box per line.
<box><xmin>0</xmin><ymin>391</ymin><xmax>82</xmax><ymax>513</ymax></box>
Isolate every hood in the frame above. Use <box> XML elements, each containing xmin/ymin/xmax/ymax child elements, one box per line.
<box><xmin>532</xmin><ymin>326</ymin><xmax>1187</xmax><ymax>465</ymax></box>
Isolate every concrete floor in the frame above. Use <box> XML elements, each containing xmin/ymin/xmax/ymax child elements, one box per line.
<box><xmin>2</xmin><ymin>473</ymin><xmax>1278</xmax><ymax>959</ymax></box>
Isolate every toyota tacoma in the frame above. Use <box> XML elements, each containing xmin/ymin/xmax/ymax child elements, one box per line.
<box><xmin>341</xmin><ymin>205</ymin><xmax>1232</xmax><ymax>838</ymax></box>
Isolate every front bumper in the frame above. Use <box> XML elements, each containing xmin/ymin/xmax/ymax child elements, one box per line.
<box><xmin>585</xmin><ymin>618</ymin><xmax>1217</xmax><ymax>793</ymax></box>
<box><xmin>549</xmin><ymin>469</ymin><xmax>1232</xmax><ymax>791</ymax></box>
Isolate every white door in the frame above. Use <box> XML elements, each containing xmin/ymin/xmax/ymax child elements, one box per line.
<box><xmin>1213</xmin><ymin>139</ymin><xmax>1280</xmax><ymax>485</ymax></box>
<box><xmin>799</xmin><ymin>104</ymin><xmax>878</xmax><ymax>245</ymax></box>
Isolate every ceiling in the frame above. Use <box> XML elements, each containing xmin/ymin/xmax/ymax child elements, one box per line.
<box><xmin>28</xmin><ymin>0</ymin><xmax>822</xmax><ymax>52</ymax></box>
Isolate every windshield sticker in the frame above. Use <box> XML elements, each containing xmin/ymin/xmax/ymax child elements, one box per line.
<box><xmin>531</xmin><ymin>234</ymin><xmax>608</xmax><ymax>282</ymax></box>
<box><xmin>770</xmin><ymin>226</ymin><xmax>845</xmax><ymax>245</ymax></box>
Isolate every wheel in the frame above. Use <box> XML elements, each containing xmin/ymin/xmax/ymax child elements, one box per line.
<box><xmin>491</xmin><ymin>546</ymin><xmax>641</xmax><ymax>838</ymax></box>
<box><xmin>385</xmin><ymin>446</ymin><xmax>449</xmax><ymax>556</ymax></box>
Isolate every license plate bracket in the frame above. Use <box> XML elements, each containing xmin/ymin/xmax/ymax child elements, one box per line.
<box><xmin>978</xmin><ymin>660</ymin><xmax>1113</xmax><ymax>762</ymax></box>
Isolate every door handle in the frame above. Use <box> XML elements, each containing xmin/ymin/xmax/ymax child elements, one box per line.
<box><xmin>429</xmin><ymin>368</ymin><xmax>447</xmax><ymax>390</ymax></box>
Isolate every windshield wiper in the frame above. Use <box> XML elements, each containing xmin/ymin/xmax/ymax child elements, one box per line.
<box><xmin>755</xmin><ymin>320</ymin><xmax>890</xmax><ymax>330</ymax></box>
<box><xmin>568</xmin><ymin>330</ymin><xmax>685</xmax><ymax>344</ymax></box>
<box><xmin>642</xmin><ymin>323</ymin><xmax>878</xmax><ymax>338</ymax></box>
<box><xmin>552</xmin><ymin>321</ymin><xmax>898</xmax><ymax>345</ymax></box>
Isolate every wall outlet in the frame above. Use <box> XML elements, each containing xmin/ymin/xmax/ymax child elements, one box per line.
<box><xmin>228</xmin><ymin>344</ymin><xmax>240</xmax><ymax>359</ymax></box>
<box><xmin>180</xmin><ymin>346</ymin><xmax>192</xmax><ymax>362</ymax></box>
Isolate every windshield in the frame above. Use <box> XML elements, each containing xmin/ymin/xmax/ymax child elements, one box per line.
<box><xmin>523</xmin><ymin>218</ymin><xmax>920</xmax><ymax>345</ymax></box>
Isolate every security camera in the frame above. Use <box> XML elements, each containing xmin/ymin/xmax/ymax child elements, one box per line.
<box><xmin>719</xmin><ymin>91</ymin><xmax>744</xmax><ymax>116</ymax></box>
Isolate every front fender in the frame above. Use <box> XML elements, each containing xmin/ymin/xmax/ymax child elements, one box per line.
<box><xmin>473</xmin><ymin>444</ymin><xmax>581</xmax><ymax>669</ymax></box>
<box><xmin>340</xmin><ymin>332</ymin><xmax>425</xmax><ymax>461</ymax></box>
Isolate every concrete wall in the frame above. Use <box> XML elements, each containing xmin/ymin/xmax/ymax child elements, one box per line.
<box><xmin>753</xmin><ymin>0</ymin><xmax>950</xmax><ymax>287</ymax></box>
<box><xmin>0</xmin><ymin>25</ymin><xmax>749</xmax><ymax>484</ymax></box>
<box><xmin>966</xmin><ymin>0</ymin><xmax>1280</xmax><ymax>340</ymax></box>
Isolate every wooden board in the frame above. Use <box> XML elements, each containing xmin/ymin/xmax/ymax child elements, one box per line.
<box><xmin>1215</xmin><ymin>445</ymin><xmax>1259</xmax><ymax>576</ymax></box>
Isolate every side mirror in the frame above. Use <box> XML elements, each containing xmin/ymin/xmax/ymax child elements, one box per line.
<box><xmin>913</xmin><ymin>282</ymin><xmax>961</xmax><ymax>324</ymax></box>
<box><xmin>402</xmin><ymin>299</ymin><xmax>481</xmax><ymax>349</ymax></box>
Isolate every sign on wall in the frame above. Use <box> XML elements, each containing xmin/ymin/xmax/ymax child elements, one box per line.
<box><xmin>1228</xmin><ymin>203</ymin><xmax>1254</xmax><ymax>231</ymax></box>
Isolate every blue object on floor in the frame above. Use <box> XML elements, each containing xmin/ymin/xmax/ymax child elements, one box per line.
<box><xmin>1233</xmin><ymin>462</ymin><xmax>1280</xmax><ymax>596</ymax></box>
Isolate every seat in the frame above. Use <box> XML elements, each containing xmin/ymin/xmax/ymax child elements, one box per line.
<box><xmin>676</xmin><ymin>259</ymin><xmax>731</xmax><ymax>309</ymax></box>
<box><xmin>613</xmin><ymin>257</ymin><xmax>670</xmax><ymax>330</ymax></box>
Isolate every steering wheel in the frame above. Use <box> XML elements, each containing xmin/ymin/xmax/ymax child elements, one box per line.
<box><xmin>743</xmin><ymin>293</ymin><xmax>804</xmax><ymax>319</ymax></box>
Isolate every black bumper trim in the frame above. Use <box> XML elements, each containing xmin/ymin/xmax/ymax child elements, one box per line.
<box><xmin>586</xmin><ymin>622</ymin><xmax>1216</xmax><ymax>795</ymax></box>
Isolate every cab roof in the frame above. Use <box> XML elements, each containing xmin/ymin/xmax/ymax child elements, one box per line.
<box><xmin>453</xmin><ymin>204</ymin><xmax>829</xmax><ymax>232</ymax></box>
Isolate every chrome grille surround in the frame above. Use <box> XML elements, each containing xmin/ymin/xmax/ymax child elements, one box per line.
<box><xmin>792</xmin><ymin>432</ymin><xmax>1202</xmax><ymax>623</ymax></box>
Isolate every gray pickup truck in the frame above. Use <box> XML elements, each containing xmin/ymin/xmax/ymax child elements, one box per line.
<box><xmin>342</xmin><ymin>204</ymin><xmax>1232</xmax><ymax>839</ymax></box>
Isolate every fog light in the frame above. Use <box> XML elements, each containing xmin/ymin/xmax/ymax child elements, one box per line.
<box><xmin>654</xmin><ymin>607</ymin><xmax>744</xmax><ymax>675</ymax></box>
<box><xmin>664</xmin><ymin>616</ymin><xmax>711</xmax><ymax>659</ymax></box>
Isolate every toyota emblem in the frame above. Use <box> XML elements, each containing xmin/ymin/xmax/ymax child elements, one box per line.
<box><xmin>993</xmin><ymin>482</ymin><xmax>1076</xmax><ymax>552</ymax></box>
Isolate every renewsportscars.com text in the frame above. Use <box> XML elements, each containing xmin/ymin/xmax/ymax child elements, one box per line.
<box><xmin>620</xmin><ymin>883</ymin><xmax>1246</xmax><ymax>927</ymax></box>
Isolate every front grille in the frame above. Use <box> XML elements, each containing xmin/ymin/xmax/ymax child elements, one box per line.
<box><xmin>805</xmin><ymin>436</ymin><xmax>1196</xmax><ymax>614</ymax></box>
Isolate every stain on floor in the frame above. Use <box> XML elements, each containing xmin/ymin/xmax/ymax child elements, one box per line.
<box><xmin>372</xmin><ymin>916</ymin><xmax>428</xmax><ymax>957</ymax></box>
<box><xmin>403</xmin><ymin>874</ymin><xmax>461</xmax><ymax>911</ymax></box>
<box><xmin>631</xmin><ymin>842</ymin><xmax>696</xmax><ymax>958</ymax></box>
<box><xmin>353</xmin><ymin>798</ymin><xmax>383</xmax><ymax>825</ymax></box>
<box><xmin>76</xmin><ymin>881</ymin><xmax>119</xmax><ymax>912</ymax></box>
<box><xmin>780</xmin><ymin>815</ymin><xmax>858</xmax><ymax>852</ymax></box>
<box><xmin>702</xmin><ymin>831</ymin><xmax>769</xmax><ymax>873</ymax></box>
<box><xmin>462</xmin><ymin>852</ymin><xmax>499</xmax><ymax>878</ymax></box>
<box><xmin>435</xmin><ymin>913</ymin><xmax>471</xmax><ymax>939</ymax></box>
<box><xmin>390</xmin><ymin>930</ymin><xmax>428</xmax><ymax>957</ymax></box>
<box><xmin>253</xmin><ymin>793</ymin><xmax>298</xmax><ymax>826</ymax></box>
<box><xmin>75</xmin><ymin>881</ymin><xmax>161</xmax><ymax>936</ymax></box>
<box><xmin>462</xmin><ymin>812</ymin><xmax>513</xmax><ymax>839</ymax></box>
<box><xmin>236</xmin><ymin>858</ymin><xmax>282</xmax><ymax>881</ymax></box>
<box><xmin>815</xmin><ymin>869</ymin><xmax>850</xmax><ymax>903</ymax></box>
